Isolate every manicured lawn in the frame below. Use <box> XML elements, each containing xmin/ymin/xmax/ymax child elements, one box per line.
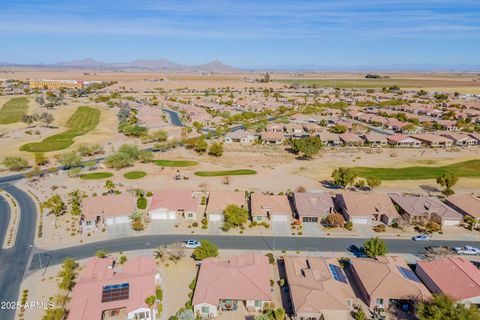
<box><xmin>0</xmin><ymin>97</ymin><xmax>29</xmax><ymax>124</ymax></box>
<box><xmin>123</xmin><ymin>171</ymin><xmax>147</xmax><ymax>179</ymax></box>
<box><xmin>194</xmin><ymin>169</ymin><xmax>257</xmax><ymax>177</ymax></box>
<box><xmin>153</xmin><ymin>159</ymin><xmax>198</xmax><ymax>167</ymax></box>
<box><xmin>352</xmin><ymin>160</ymin><xmax>480</xmax><ymax>180</ymax></box>
<box><xmin>276</xmin><ymin>79</ymin><xmax>429</xmax><ymax>89</ymax></box>
<box><xmin>79</xmin><ymin>172</ymin><xmax>113</xmax><ymax>180</ymax></box>
<box><xmin>20</xmin><ymin>106</ymin><xmax>101</xmax><ymax>152</ymax></box>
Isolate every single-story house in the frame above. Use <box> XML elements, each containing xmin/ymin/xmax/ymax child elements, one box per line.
<box><xmin>149</xmin><ymin>191</ymin><xmax>199</xmax><ymax>220</ymax></box>
<box><xmin>250</xmin><ymin>194</ymin><xmax>292</xmax><ymax>223</ymax></box>
<box><xmin>335</xmin><ymin>193</ymin><xmax>401</xmax><ymax>225</ymax></box>
<box><xmin>411</xmin><ymin>133</ymin><xmax>453</xmax><ymax>148</ymax></box>
<box><xmin>68</xmin><ymin>256</ymin><xmax>159</xmax><ymax>320</ymax></box>
<box><xmin>284</xmin><ymin>256</ymin><xmax>356</xmax><ymax>320</ymax></box>
<box><xmin>360</xmin><ymin>132</ymin><xmax>388</xmax><ymax>147</ymax></box>
<box><xmin>445</xmin><ymin>194</ymin><xmax>480</xmax><ymax>224</ymax></box>
<box><xmin>387</xmin><ymin>134</ymin><xmax>421</xmax><ymax>148</ymax></box>
<box><xmin>350</xmin><ymin>256</ymin><xmax>431</xmax><ymax>309</ymax></box>
<box><xmin>416</xmin><ymin>257</ymin><xmax>480</xmax><ymax>305</ymax></box>
<box><xmin>205</xmin><ymin>191</ymin><xmax>246</xmax><ymax>222</ymax></box>
<box><xmin>265</xmin><ymin>123</ymin><xmax>284</xmax><ymax>132</ymax></box>
<box><xmin>318</xmin><ymin>132</ymin><xmax>342</xmax><ymax>146</ymax></box>
<box><xmin>192</xmin><ymin>253</ymin><xmax>272</xmax><ymax>318</ymax></box>
<box><xmin>224</xmin><ymin>130</ymin><xmax>256</xmax><ymax>145</ymax></box>
<box><xmin>292</xmin><ymin>192</ymin><xmax>335</xmax><ymax>223</ymax></box>
<box><xmin>441</xmin><ymin>132</ymin><xmax>478</xmax><ymax>146</ymax></box>
<box><xmin>389</xmin><ymin>194</ymin><xmax>463</xmax><ymax>226</ymax></box>
<box><xmin>339</xmin><ymin>132</ymin><xmax>364</xmax><ymax>146</ymax></box>
<box><xmin>260</xmin><ymin>131</ymin><xmax>285</xmax><ymax>145</ymax></box>
<box><xmin>80</xmin><ymin>194</ymin><xmax>136</xmax><ymax>231</ymax></box>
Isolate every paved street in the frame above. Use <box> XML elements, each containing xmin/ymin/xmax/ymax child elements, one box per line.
<box><xmin>0</xmin><ymin>185</ymin><xmax>37</xmax><ymax>320</ymax></box>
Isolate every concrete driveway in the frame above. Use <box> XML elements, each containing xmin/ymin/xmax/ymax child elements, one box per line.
<box><xmin>272</xmin><ymin>221</ymin><xmax>290</xmax><ymax>235</ymax></box>
<box><xmin>107</xmin><ymin>223</ymin><xmax>133</xmax><ymax>238</ymax></box>
<box><xmin>208</xmin><ymin>221</ymin><xmax>222</xmax><ymax>235</ymax></box>
<box><xmin>150</xmin><ymin>220</ymin><xmax>176</xmax><ymax>233</ymax></box>
<box><xmin>302</xmin><ymin>223</ymin><xmax>324</xmax><ymax>236</ymax></box>
<box><xmin>354</xmin><ymin>224</ymin><xmax>374</xmax><ymax>238</ymax></box>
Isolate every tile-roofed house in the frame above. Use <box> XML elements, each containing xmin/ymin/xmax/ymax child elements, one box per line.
<box><xmin>411</xmin><ymin>133</ymin><xmax>453</xmax><ymax>147</ymax></box>
<box><xmin>68</xmin><ymin>256</ymin><xmax>159</xmax><ymax>320</ymax></box>
<box><xmin>441</xmin><ymin>132</ymin><xmax>478</xmax><ymax>146</ymax></box>
<box><xmin>339</xmin><ymin>132</ymin><xmax>364</xmax><ymax>146</ymax></box>
<box><xmin>336</xmin><ymin>193</ymin><xmax>400</xmax><ymax>225</ymax></box>
<box><xmin>360</xmin><ymin>132</ymin><xmax>388</xmax><ymax>147</ymax></box>
<box><xmin>224</xmin><ymin>130</ymin><xmax>256</xmax><ymax>145</ymax></box>
<box><xmin>260</xmin><ymin>131</ymin><xmax>284</xmax><ymax>145</ymax></box>
<box><xmin>149</xmin><ymin>190</ymin><xmax>199</xmax><ymax>220</ymax></box>
<box><xmin>387</xmin><ymin>134</ymin><xmax>421</xmax><ymax>147</ymax></box>
<box><xmin>445</xmin><ymin>194</ymin><xmax>480</xmax><ymax>223</ymax></box>
<box><xmin>192</xmin><ymin>253</ymin><xmax>272</xmax><ymax>318</ymax></box>
<box><xmin>284</xmin><ymin>256</ymin><xmax>356</xmax><ymax>320</ymax></box>
<box><xmin>416</xmin><ymin>257</ymin><xmax>480</xmax><ymax>304</ymax></box>
<box><xmin>80</xmin><ymin>194</ymin><xmax>136</xmax><ymax>231</ymax></box>
<box><xmin>206</xmin><ymin>191</ymin><xmax>246</xmax><ymax>222</ymax></box>
<box><xmin>389</xmin><ymin>194</ymin><xmax>462</xmax><ymax>226</ymax></box>
<box><xmin>318</xmin><ymin>132</ymin><xmax>342</xmax><ymax>146</ymax></box>
<box><xmin>250</xmin><ymin>194</ymin><xmax>292</xmax><ymax>223</ymax></box>
<box><xmin>350</xmin><ymin>256</ymin><xmax>431</xmax><ymax>309</ymax></box>
<box><xmin>292</xmin><ymin>192</ymin><xmax>335</xmax><ymax>223</ymax></box>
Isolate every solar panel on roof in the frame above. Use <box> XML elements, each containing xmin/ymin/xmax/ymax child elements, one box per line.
<box><xmin>397</xmin><ymin>266</ymin><xmax>421</xmax><ymax>283</ymax></box>
<box><xmin>329</xmin><ymin>264</ymin><xmax>347</xmax><ymax>283</ymax></box>
<box><xmin>101</xmin><ymin>282</ymin><xmax>130</xmax><ymax>303</ymax></box>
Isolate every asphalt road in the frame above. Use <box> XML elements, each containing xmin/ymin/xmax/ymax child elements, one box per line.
<box><xmin>0</xmin><ymin>185</ymin><xmax>37</xmax><ymax>320</ymax></box>
<box><xmin>30</xmin><ymin>234</ymin><xmax>480</xmax><ymax>271</ymax></box>
<box><xmin>161</xmin><ymin>108</ymin><xmax>183</xmax><ymax>126</ymax></box>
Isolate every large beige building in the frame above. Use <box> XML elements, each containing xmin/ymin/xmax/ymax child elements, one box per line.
<box><xmin>29</xmin><ymin>79</ymin><xmax>84</xmax><ymax>90</ymax></box>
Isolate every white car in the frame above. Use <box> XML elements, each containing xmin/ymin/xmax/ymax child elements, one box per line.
<box><xmin>454</xmin><ymin>246</ymin><xmax>480</xmax><ymax>255</ymax></box>
<box><xmin>185</xmin><ymin>240</ymin><xmax>201</xmax><ymax>249</ymax></box>
<box><xmin>412</xmin><ymin>235</ymin><xmax>429</xmax><ymax>241</ymax></box>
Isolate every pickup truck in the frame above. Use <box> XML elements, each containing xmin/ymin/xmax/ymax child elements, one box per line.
<box><xmin>453</xmin><ymin>246</ymin><xmax>480</xmax><ymax>255</ymax></box>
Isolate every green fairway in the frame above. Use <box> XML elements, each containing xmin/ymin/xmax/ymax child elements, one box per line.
<box><xmin>276</xmin><ymin>79</ymin><xmax>419</xmax><ymax>89</ymax></box>
<box><xmin>79</xmin><ymin>172</ymin><xmax>113</xmax><ymax>180</ymax></box>
<box><xmin>194</xmin><ymin>169</ymin><xmax>257</xmax><ymax>177</ymax></box>
<box><xmin>352</xmin><ymin>160</ymin><xmax>480</xmax><ymax>180</ymax></box>
<box><xmin>153</xmin><ymin>159</ymin><xmax>198</xmax><ymax>167</ymax></box>
<box><xmin>0</xmin><ymin>97</ymin><xmax>29</xmax><ymax>124</ymax></box>
<box><xmin>20</xmin><ymin>106</ymin><xmax>100</xmax><ymax>152</ymax></box>
<box><xmin>123</xmin><ymin>171</ymin><xmax>147</xmax><ymax>179</ymax></box>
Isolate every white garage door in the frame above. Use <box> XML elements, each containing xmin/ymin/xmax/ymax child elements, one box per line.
<box><xmin>442</xmin><ymin>219</ymin><xmax>460</xmax><ymax>226</ymax></box>
<box><xmin>168</xmin><ymin>212</ymin><xmax>177</xmax><ymax>220</ymax></box>
<box><xmin>106</xmin><ymin>218</ymin><xmax>115</xmax><ymax>225</ymax></box>
<box><xmin>209</xmin><ymin>214</ymin><xmax>223</xmax><ymax>222</ymax></box>
<box><xmin>115</xmin><ymin>216</ymin><xmax>130</xmax><ymax>224</ymax></box>
<box><xmin>151</xmin><ymin>212</ymin><xmax>168</xmax><ymax>220</ymax></box>
<box><xmin>271</xmin><ymin>215</ymin><xmax>289</xmax><ymax>222</ymax></box>
<box><xmin>352</xmin><ymin>217</ymin><xmax>369</xmax><ymax>224</ymax></box>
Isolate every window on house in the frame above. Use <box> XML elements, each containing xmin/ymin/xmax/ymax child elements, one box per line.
<box><xmin>256</xmin><ymin>216</ymin><xmax>262</xmax><ymax>221</ymax></box>
<box><xmin>85</xmin><ymin>221</ymin><xmax>92</xmax><ymax>226</ymax></box>
<box><xmin>187</xmin><ymin>213</ymin><xmax>193</xmax><ymax>218</ymax></box>
<box><xmin>255</xmin><ymin>300</ymin><xmax>262</xmax><ymax>307</ymax></box>
<box><xmin>376</xmin><ymin>298</ymin><xmax>384</xmax><ymax>306</ymax></box>
<box><xmin>201</xmin><ymin>306</ymin><xmax>209</xmax><ymax>314</ymax></box>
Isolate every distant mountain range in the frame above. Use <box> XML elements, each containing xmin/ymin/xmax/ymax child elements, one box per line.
<box><xmin>0</xmin><ymin>58</ymin><xmax>239</xmax><ymax>72</ymax></box>
<box><xmin>0</xmin><ymin>58</ymin><xmax>479</xmax><ymax>72</ymax></box>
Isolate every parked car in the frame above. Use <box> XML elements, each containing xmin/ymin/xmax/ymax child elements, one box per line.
<box><xmin>454</xmin><ymin>246</ymin><xmax>480</xmax><ymax>255</ymax></box>
<box><xmin>412</xmin><ymin>235</ymin><xmax>430</xmax><ymax>241</ymax></box>
<box><xmin>185</xmin><ymin>240</ymin><xmax>201</xmax><ymax>249</ymax></box>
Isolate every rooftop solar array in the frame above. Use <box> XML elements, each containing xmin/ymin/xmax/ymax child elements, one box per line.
<box><xmin>329</xmin><ymin>264</ymin><xmax>347</xmax><ymax>283</ymax></box>
<box><xmin>397</xmin><ymin>266</ymin><xmax>421</xmax><ymax>283</ymax></box>
<box><xmin>101</xmin><ymin>283</ymin><xmax>130</xmax><ymax>303</ymax></box>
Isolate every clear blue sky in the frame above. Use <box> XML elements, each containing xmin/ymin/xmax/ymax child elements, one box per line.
<box><xmin>0</xmin><ymin>0</ymin><xmax>479</xmax><ymax>67</ymax></box>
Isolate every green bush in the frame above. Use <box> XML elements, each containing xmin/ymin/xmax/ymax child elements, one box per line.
<box><xmin>137</xmin><ymin>196</ymin><xmax>147</xmax><ymax>209</ymax></box>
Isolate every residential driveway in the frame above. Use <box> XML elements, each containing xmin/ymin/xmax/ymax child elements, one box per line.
<box><xmin>272</xmin><ymin>221</ymin><xmax>290</xmax><ymax>236</ymax></box>
<box><xmin>302</xmin><ymin>223</ymin><xmax>324</xmax><ymax>236</ymax></box>
<box><xmin>107</xmin><ymin>223</ymin><xmax>132</xmax><ymax>239</ymax></box>
<box><xmin>208</xmin><ymin>221</ymin><xmax>222</xmax><ymax>235</ymax></box>
<box><xmin>354</xmin><ymin>224</ymin><xmax>374</xmax><ymax>238</ymax></box>
<box><xmin>149</xmin><ymin>220</ymin><xmax>176</xmax><ymax>233</ymax></box>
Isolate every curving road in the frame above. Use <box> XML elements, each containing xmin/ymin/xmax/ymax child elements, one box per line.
<box><xmin>29</xmin><ymin>234</ymin><xmax>480</xmax><ymax>271</ymax></box>
<box><xmin>0</xmin><ymin>185</ymin><xmax>37</xmax><ymax>320</ymax></box>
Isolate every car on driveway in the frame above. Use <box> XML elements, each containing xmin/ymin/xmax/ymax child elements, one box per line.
<box><xmin>185</xmin><ymin>240</ymin><xmax>201</xmax><ymax>249</ymax></box>
<box><xmin>412</xmin><ymin>235</ymin><xmax>430</xmax><ymax>241</ymax></box>
<box><xmin>454</xmin><ymin>246</ymin><xmax>480</xmax><ymax>255</ymax></box>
